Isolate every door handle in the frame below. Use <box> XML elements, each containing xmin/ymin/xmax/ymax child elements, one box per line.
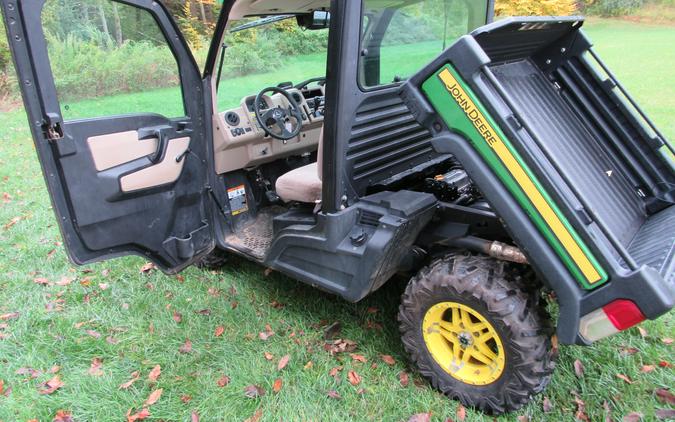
<box><xmin>138</xmin><ymin>125</ymin><xmax>174</xmax><ymax>165</ymax></box>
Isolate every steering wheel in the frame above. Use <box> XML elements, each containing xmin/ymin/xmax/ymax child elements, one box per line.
<box><xmin>254</xmin><ymin>87</ymin><xmax>304</xmax><ymax>141</ymax></box>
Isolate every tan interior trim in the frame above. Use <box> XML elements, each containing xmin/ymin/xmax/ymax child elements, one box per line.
<box><xmin>87</xmin><ymin>130</ymin><xmax>159</xmax><ymax>172</ymax></box>
<box><xmin>120</xmin><ymin>137</ymin><xmax>190</xmax><ymax>192</ymax></box>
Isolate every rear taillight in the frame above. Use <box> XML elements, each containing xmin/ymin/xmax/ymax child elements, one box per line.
<box><xmin>579</xmin><ymin>300</ymin><xmax>645</xmax><ymax>343</ymax></box>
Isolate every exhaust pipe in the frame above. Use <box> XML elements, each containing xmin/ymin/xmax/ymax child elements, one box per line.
<box><xmin>449</xmin><ymin>236</ymin><xmax>528</xmax><ymax>264</ymax></box>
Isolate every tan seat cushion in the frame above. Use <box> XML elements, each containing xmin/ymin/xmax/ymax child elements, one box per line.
<box><xmin>275</xmin><ymin>162</ymin><xmax>322</xmax><ymax>203</ymax></box>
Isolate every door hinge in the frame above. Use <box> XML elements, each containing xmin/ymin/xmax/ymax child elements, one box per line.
<box><xmin>43</xmin><ymin>113</ymin><xmax>64</xmax><ymax>141</ymax></box>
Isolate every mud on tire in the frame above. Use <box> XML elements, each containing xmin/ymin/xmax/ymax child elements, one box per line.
<box><xmin>398</xmin><ymin>253</ymin><xmax>556</xmax><ymax>414</ymax></box>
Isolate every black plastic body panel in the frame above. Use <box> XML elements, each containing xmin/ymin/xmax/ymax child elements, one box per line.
<box><xmin>401</xmin><ymin>17</ymin><xmax>674</xmax><ymax>344</ymax></box>
<box><xmin>265</xmin><ymin>191</ymin><xmax>436</xmax><ymax>302</ymax></box>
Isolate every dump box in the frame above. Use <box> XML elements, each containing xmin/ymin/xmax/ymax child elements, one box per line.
<box><xmin>402</xmin><ymin>17</ymin><xmax>674</xmax><ymax>344</ymax></box>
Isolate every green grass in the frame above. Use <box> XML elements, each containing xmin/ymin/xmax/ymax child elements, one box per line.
<box><xmin>0</xmin><ymin>19</ymin><xmax>673</xmax><ymax>422</ymax></box>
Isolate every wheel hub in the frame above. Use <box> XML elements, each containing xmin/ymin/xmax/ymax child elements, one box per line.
<box><xmin>422</xmin><ymin>301</ymin><xmax>506</xmax><ymax>386</ymax></box>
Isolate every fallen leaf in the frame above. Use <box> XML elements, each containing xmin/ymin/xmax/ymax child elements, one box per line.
<box><xmin>4</xmin><ymin>216</ymin><xmax>21</xmax><ymax>230</ymax></box>
<box><xmin>350</xmin><ymin>353</ymin><xmax>367</xmax><ymax>363</ymax></box>
<box><xmin>348</xmin><ymin>370</ymin><xmax>361</xmax><ymax>386</ymax></box>
<box><xmin>126</xmin><ymin>408</ymin><xmax>151</xmax><ymax>422</ymax></box>
<box><xmin>259</xmin><ymin>324</ymin><xmax>275</xmax><ymax>341</ymax></box>
<box><xmin>517</xmin><ymin>417</ymin><xmax>530</xmax><ymax>422</ymax></box>
<box><xmin>243</xmin><ymin>384</ymin><xmax>265</xmax><ymax>399</ymax></box>
<box><xmin>399</xmin><ymin>371</ymin><xmax>410</xmax><ymax>387</ymax></box>
<box><xmin>195</xmin><ymin>309</ymin><xmax>211</xmax><ymax>316</ymax></box>
<box><xmin>179</xmin><ymin>338</ymin><xmax>192</xmax><ymax>354</ymax></box>
<box><xmin>217</xmin><ymin>375</ymin><xmax>230</xmax><ymax>387</ymax></box>
<box><xmin>655</xmin><ymin>388</ymin><xmax>675</xmax><ymax>405</ymax></box>
<box><xmin>88</xmin><ymin>357</ymin><xmax>104</xmax><ymax>377</ymax></box>
<box><xmin>304</xmin><ymin>360</ymin><xmax>313</xmax><ymax>369</ymax></box>
<box><xmin>144</xmin><ymin>388</ymin><xmax>163</xmax><ymax>406</ymax></box>
<box><xmin>574</xmin><ymin>394</ymin><xmax>589</xmax><ymax>422</ymax></box>
<box><xmin>640</xmin><ymin>365</ymin><xmax>656</xmax><ymax>373</ymax></box>
<box><xmin>86</xmin><ymin>329</ymin><xmax>101</xmax><ymax>339</ymax></box>
<box><xmin>270</xmin><ymin>300</ymin><xmax>284</xmax><ymax>309</ymax></box>
<box><xmin>622</xmin><ymin>412</ymin><xmax>643</xmax><ymax>422</ymax></box>
<box><xmin>53</xmin><ymin>410</ymin><xmax>73</xmax><ymax>422</ymax></box>
<box><xmin>119</xmin><ymin>371</ymin><xmax>141</xmax><ymax>389</ymax></box>
<box><xmin>325</xmin><ymin>338</ymin><xmax>358</xmax><ymax>355</ymax></box>
<box><xmin>16</xmin><ymin>367</ymin><xmax>41</xmax><ymax>379</ymax></box>
<box><xmin>543</xmin><ymin>396</ymin><xmax>553</xmax><ymax>413</ymax></box>
<box><xmin>277</xmin><ymin>354</ymin><xmax>290</xmax><ymax>371</ymax></box>
<box><xmin>38</xmin><ymin>375</ymin><xmax>64</xmax><ymax>395</ymax></box>
<box><xmin>106</xmin><ymin>336</ymin><xmax>119</xmax><ymax>345</ymax></box>
<box><xmin>659</xmin><ymin>361</ymin><xmax>672</xmax><ymax>368</ymax></box>
<box><xmin>55</xmin><ymin>276</ymin><xmax>74</xmax><ymax>286</ymax></box>
<box><xmin>245</xmin><ymin>409</ymin><xmax>263</xmax><ymax>422</ymax></box>
<box><xmin>663</xmin><ymin>338</ymin><xmax>674</xmax><ymax>345</ymax></box>
<box><xmin>574</xmin><ymin>359</ymin><xmax>585</xmax><ymax>378</ymax></box>
<box><xmin>98</xmin><ymin>283</ymin><xmax>109</xmax><ymax>290</ymax></box>
<box><xmin>33</xmin><ymin>277</ymin><xmax>50</xmax><ymax>286</ymax></box>
<box><xmin>180</xmin><ymin>395</ymin><xmax>192</xmax><ymax>403</ymax></box>
<box><xmin>264</xmin><ymin>352</ymin><xmax>274</xmax><ymax>361</ymax></box>
<box><xmin>0</xmin><ymin>312</ymin><xmax>19</xmax><ymax>320</ymax></box>
<box><xmin>381</xmin><ymin>355</ymin><xmax>396</xmax><ymax>365</ymax></box>
<box><xmin>408</xmin><ymin>413</ymin><xmax>431</xmax><ymax>422</ymax></box>
<box><xmin>327</xmin><ymin>390</ymin><xmax>342</xmax><ymax>400</ymax></box>
<box><xmin>656</xmin><ymin>409</ymin><xmax>675</xmax><ymax>420</ymax></box>
<box><xmin>456</xmin><ymin>404</ymin><xmax>466</xmax><ymax>421</ymax></box>
<box><xmin>0</xmin><ymin>379</ymin><xmax>4</xmax><ymax>395</ymax></box>
<box><xmin>637</xmin><ymin>327</ymin><xmax>648</xmax><ymax>338</ymax></box>
<box><xmin>148</xmin><ymin>365</ymin><xmax>161</xmax><ymax>382</ymax></box>
<box><xmin>273</xmin><ymin>378</ymin><xmax>282</xmax><ymax>393</ymax></box>
<box><xmin>173</xmin><ymin>311</ymin><xmax>182</xmax><ymax>323</ymax></box>
<box><xmin>619</xmin><ymin>346</ymin><xmax>640</xmax><ymax>356</ymax></box>
<box><xmin>191</xmin><ymin>411</ymin><xmax>199</xmax><ymax>422</ymax></box>
<box><xmin>329</xmin><ymin>366</ymin><xmax>343</xmax><ymax>377</ymax></box>
<box><xmin>214</xmin><ymin>326</ymin><xmax>225</xmax><ymax>337</ymax></box>
<box><xmin>616</xmin><ymin>373</ymin><xmax>634</xmax><ymax>384</ymax></box>
<box><xmin>140</xmin><ymin>262</ymin><xmax>156</xmax><ymax>274</ymax></box>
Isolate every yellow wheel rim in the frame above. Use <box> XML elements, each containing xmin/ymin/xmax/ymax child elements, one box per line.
<box><xmin>422</xmin><ymin>301</ymin><xmax>505</xmax><ymax>386</ymax></box>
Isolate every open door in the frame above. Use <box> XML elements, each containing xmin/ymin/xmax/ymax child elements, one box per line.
<box><xmin>1</xmin><ymin>0</ymin><xmax>215</xmax><ymax>272</ymax></box>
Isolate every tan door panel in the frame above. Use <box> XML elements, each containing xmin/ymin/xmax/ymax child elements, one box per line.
<box><xmin>120</xmin><ymin>137</ymin><xmax>190</xmax><ymax>192</ymax></box>
<box><xmin>87</xmin><ymin>130</ymin><xmax>159</xmax><ymax>171</ymax></box>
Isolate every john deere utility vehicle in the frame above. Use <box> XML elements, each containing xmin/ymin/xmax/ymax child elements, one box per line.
<box><xmin>3</xmin><ymin>0</ymin><xmax>674</xmax><ymax>413</ymax></box>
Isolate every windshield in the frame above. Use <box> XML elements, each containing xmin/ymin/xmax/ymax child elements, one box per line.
<box><xmin>216</xmin><ymin>17</ymin><xmax>329</xmax><ymax>111</ymax></box>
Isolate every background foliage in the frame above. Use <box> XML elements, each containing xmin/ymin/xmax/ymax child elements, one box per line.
<box><xmin>0</xmin><ymin>0</ymin><xmax>672</xmax><ymax>105</ymax></box>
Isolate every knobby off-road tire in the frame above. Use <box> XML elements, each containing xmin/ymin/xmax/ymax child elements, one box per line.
<box><xmin>398</xmin><ymin>253</ymin><xmax>556</xmax><ymax>414</ymax></box>
<box><xmin>194</xmin><ymin>249</ymin><xmax>229</xmax><ymax>270</ymax></box>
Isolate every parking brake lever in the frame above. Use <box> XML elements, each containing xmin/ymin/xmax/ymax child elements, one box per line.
<box><xmin>137</xmin><ymin>125</ymin><xmax>173</xmax><ymax>164</ymax></box>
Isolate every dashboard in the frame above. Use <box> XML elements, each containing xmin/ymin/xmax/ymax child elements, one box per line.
<box><xmin>212</xmin><ymin>81</ymin><xmax>326</xmax><ymax>174</ymax></box>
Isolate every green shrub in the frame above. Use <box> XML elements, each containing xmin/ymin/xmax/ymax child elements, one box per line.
<box><xmin>45</xmin><ymin>32</ymin><xmax>181</xmax><ymax>102</ymax></box>
<box><xmin>495</xmin><ymin>0</ymin><xmax>577</xmax><ymax>16</ymax></box>
<box><xmin>585</xmin><ymin>0</ymin><xmax>645</xmax><ymax>16</ymax></box>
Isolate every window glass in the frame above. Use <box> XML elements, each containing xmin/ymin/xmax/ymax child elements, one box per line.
<box><xmin>360</xmin><ymin>0</ymin><xmax>489</xmax><ymax>88</ymax></box>
<box><xmin>217</xmin><ymin>17</ymin><xmax>329</xmax><ymax>111</ymax></box>
<box><xmin>42</xmin><ymin>0</ymin><xmax>185</xmax><ymax>120</ymax></box>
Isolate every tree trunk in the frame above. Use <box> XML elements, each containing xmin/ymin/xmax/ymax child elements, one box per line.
<box><xmin>112</xmin><ymin>2</ymin><xmax>123</xmax><ymax>45</ymax></box>
<box><xmin>198</xmin><ymin>0</ymin><xmax>207</xmax><ymax>22</ymax></box>
<box><xmin>97</xmin><ymin>2</ymin><xmax>110</xmax><ymax>40</ymax></box>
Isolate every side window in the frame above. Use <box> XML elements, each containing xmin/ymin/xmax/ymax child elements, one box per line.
<box><xmin>41</xmin><ymin>0</ymin><xmax>185</xmax><ymax>120</ymax></box>
<box><xmin>360</xmin><ymin>0</ymin><xmax>489</xmax><ymax>88</ymax></box>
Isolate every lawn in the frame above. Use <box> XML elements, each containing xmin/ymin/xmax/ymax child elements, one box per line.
<box><xmin>0</xmin><ymin>19</ymin><xmax>674</xmax><ymax>422</ymax></box>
